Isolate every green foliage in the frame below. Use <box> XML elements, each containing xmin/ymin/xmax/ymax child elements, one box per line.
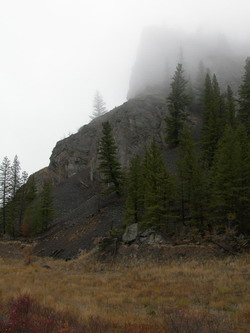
<box><xmin>201</xmin><ymin>74</ymin><xmax>226</xmax><ymax>166</ymax></box>
<box><xmin>142</xmin><ymin>139</ymin><xmax>175</xmax><ymax>230</ymax></box>
<box><xmin>125</xmin><ymin>155</ymin><xmax>144</xmax><ymax>225</ymax></box>
<box><xmin>177</xmin><ymin>127</ymin><xmax>208</xmax><ymax>229</ymax></box>
<box><xmin>39</xmin><ymin>180</ymin><xmax>54</xmax><ymax>231</ymax></box>
<box><xmin>225</xmin><ymin>85</ymin><xmax>236</xmax><ymax>128</ymax></box>
<box><xmin>238</xmin><ymin>57</ymin><xmax>250</xmax><ymax>133</ymax></box>
<box><xmin>211</xmin><ymin>125</ymin><xmax>250</xmax><ymax>232</ymax></box>
<box><xmin>22</xmin><ymin>180</ymin><xmax>54</xmax><ymax>236</ymax></box>
<box><xmin>165</xmin><ymin>63</ymin><xmax>190</xmax><ymax>147</ymax></box>
<box><xmin>98</xmin><ymin>121</ymin><xmax>123</xmax><ymax>195</ymax></box>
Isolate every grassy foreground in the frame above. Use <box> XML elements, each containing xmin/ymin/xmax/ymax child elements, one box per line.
<box><xmin>0</xmin><ymin>251</ymin><xmax>249</xmax><ymax>332</ymax></box>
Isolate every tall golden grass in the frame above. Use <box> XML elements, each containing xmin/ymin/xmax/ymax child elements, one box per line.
<box><xmin>0</xmin><ymin>251</ymin><xmax>249</xmax><ymax>332</ymax></box>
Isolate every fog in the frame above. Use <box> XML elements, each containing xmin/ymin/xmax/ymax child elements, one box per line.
<box><xmin>0</xmin><ymin>0</ymin><xmax>250</xmax><ymax>174</ymax></box>
<box><xmin>128</xmin><ymin>27</ymin><xmax>250</xmax><ymax>99</ymax></box>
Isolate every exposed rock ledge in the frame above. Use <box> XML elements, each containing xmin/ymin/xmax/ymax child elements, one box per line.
<box><xmin>48</xmin><ymin>94</ymin><xmax>167</xmax><ymax>184</ymax></box>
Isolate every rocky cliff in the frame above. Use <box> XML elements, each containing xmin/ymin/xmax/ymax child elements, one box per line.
<box><xmin>48</xmin><ymin>94</ymin><xmax>168</xmax><ymax>183</ymax></box>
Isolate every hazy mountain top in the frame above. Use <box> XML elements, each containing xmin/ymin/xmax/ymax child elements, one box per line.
<box><xmin>127</xmin><ymin>26</ymin><xmax>250</xmax><ymax>99</ymax></box>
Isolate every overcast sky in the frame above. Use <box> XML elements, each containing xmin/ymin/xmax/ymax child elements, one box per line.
<box><xmin>0</xmin><ymin>0</ymin><xmax>250</xmax><ymax>175</ymax></box>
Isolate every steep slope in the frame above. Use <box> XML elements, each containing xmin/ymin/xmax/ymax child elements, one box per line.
<box><xmin>49</xmin><ymin>94</ymin><xmax>168</xmax><ymax>183</ymax></box>
<box><xmin>33</xmin><ymin>93</ymin><xmax>203</xmax><ymax>258</ymax></box>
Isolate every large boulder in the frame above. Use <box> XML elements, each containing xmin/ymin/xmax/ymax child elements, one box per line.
<box><xmin>122</xmin><ymin>223</ymin><xmax>138</xmax><ymax>243</ymax></box>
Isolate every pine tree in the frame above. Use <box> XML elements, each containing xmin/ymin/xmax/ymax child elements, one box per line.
<box><xmin>177</xmin><ymin>127</ymin><xmax>207</xmax><ymax>228</ymax></box>
<box><xmin>201</xmin><ymin>74</ymin><xmax>225</xmax><ymax>166</ymax></box>
<box><xmin>238</xmin><ymin>57</ymin><xmax>250</xmax><ymax>133</ymax></box>
<box><xmin>39</xmin><ymin>180</ymin><xmax>54</xmax><ymax>232</ymax></box>
<box><xmin>0</xmin><ymin>157</ymin><xmax>11</xmax><ymax>233</ymax></box>
<box><xmin>98</xmin><ymin>121</ymin><xmax>123</xmax><ymax>194</ymax></box>
<box><xmin>211</xmin><ymin>125</ymin><xmax>250</xmax><ymax>232</ymax></box>
<box><xmin>142</xmin><ymin>139</ymin><xmax>175</xmax><ymax>230</ymax></box>
<box><xmin>165</xmin><ymin>63</ymin><xmax>190</xmax><ymax>147</ymax></box>
<box><xmin>10</xmin><ymin>155</ymin><xmax>21</xmax><ymax>199</ymax></box>
<box><xmin>90</xmin><ymin>91</ymin><xmax>107</xmax><ymax>120</ymax></box>
<box><xmin>6</xmin><ymin>156</ymin><xmax>22</xmax><ymax>236</ymax></box>
<box><xmin>15</xmin><ymin>171</ymin><xmax>29</xmax><ymax>227</ymax></box>
<box><xmin>225</xmin><ymin>85</ymin><xmax>236</xmax><ymax>128</ymax></box>
<box><xmin>125</xmin><ymin>155</ymin><xmax>144</xmax><ymax>225</ymax></box>
<box><xmin>194</xmin><ymin>61</ymin><xmax>206</xmax><ymax>106</ymax></box>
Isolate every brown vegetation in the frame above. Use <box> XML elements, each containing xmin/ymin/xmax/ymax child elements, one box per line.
<box><xmin>0</xmin><ymin>250</ymin><xmax>249</xmax><ymax>332</ymax></box>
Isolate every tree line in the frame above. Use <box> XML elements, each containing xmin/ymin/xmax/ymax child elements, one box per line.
<box><xmin>0</xmin><ymin>156</ymin><xmax>54</xmax><ymax>237</ymax></box>
<box><xmin>98</xmin><ymin>57</ymin><xmax>250</xmax><ymax>234</ymax></box>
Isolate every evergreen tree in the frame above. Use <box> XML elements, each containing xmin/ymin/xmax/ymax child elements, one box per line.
<box><xmin>238</xmin><ymin>57</ymin><xmax>250</xmax><ymax>133</ymax></box>
<box><xmin>0</xmin><ymin>157</ymin><xmax>11</xmax><ymax>233</ymax></box>
<box><xmin>211</xmin><ymin>125</ymin><xmax>250</xmax><ymax>232</ymax></box>
<box><xmin>16</xmin><ymin>171</ymin><xmax>29</xmax><ymax>227</ymax></box>
<box><xmin>225</xmin><ymin>85</ymin><xmax>236</xmax><ymax>128</ymax></box>
<box><xmin>142</xmin><ymin>139</ymin><xmax>175</xmax><ymax>230</ymax></box>
<box><xmin>125</xmin><ymin>155</ymin><xmax>144</xmax><ymax>225</ymax></box>
<box><xmin>177</xmin><ymin>127</ymin><xmax>207</xmax><ymax>229</ymax></box>
<box><xmin>10</xmin><ymin>155</ymin><xmax>21</xmax><ymax>199</ymax></box>
<box><xmin>201</xmin><ymin>74</ymin><xmax>225</xmax><ymax>166</ymax></box>
<box><xmin>90</xmin><ymin>91</ymin><xmax>107</xmax><ymax>120</ymax></box>
<box><xmin>194</xmin><ymin>61</ymin><xmax>206</xmax><ymax>105</ymax></box>
<box><xmin>98</xmin><ymin>121</ymin><xmax>123</xmax><ymax>195</ymax></box>
<box><xmin>165</xmin><ymin>63</ymin><xmax>190</xmax><ymax>147</ymax></box>
<box><xmin>6</xmin><ymin>156</ymin><xmax>22</xmax><ymax>236</ymax></box>
<box><xmin>39</xmin><ymin>180</ymin><xmax>54</xmax><ymax>232</ymax></box>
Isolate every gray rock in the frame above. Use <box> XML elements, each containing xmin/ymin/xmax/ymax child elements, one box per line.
<box><xmin>48</xmin><ymin>95</ymin><xmax>167</xmax><ymax>183</ymax></box>
<box><xmin>122</xmin><ymin>223</ymin><xmax>138</xmax><ymax>243</ymax></box>
<box><xmin>140</xmin><ymin>228</ymin><xmax>155</xmax><ymax>237</ymax></box>
<box><xmin>140</xmin><ymin>232</ymin><xmax>165</xmax><ymax>244</ymax></box>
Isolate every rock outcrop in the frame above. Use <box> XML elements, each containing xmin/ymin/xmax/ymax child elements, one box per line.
<box><xmin>48</xmin><ymin>94</ymin><xmax>167</xmax><ymax>183</ymax></box>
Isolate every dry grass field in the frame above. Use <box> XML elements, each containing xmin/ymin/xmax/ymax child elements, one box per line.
<box><xmin>0</xmin><ymin>249</ymin><xmax>249</xmax><ymax>332</ymax></box>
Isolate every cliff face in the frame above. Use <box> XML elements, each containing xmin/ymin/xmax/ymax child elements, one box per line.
<box><xmin>48</xmin><ymin>94</ymin><xmax>167</xmax><ymax>183</ymax></box>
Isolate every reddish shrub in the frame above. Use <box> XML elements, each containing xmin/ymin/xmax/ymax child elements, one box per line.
<box><xmin>0</xmin><ymin>295</ymin><xmax>80</xmax><ymax>333</ymax></box>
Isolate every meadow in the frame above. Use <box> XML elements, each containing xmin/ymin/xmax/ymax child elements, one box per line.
<box><xmin>0</xmin><ymin>250</ymin><xmax>249</xmax><ymax>332</ymax></box>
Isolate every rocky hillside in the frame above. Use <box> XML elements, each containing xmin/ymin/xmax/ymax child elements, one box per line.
<box><xmin>31</xmin><ymin>92</ymin><xmax>203</xmax><ymax>258</ymax></box>
<box><xmin>49</xmin><ymin>94</ymin><xmax>167</xmax><ymax>183</ymax></box>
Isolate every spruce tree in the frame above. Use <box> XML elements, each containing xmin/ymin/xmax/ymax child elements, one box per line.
<box><xmin>194</xmin><ymin>61</ymin><xmax>206</xmax><ymax>106</ymax></box>
<box><xmin>225</xmin><ymin>85</ymin><xmax>236</xmax><ymax>128</ymax></box>
<box><xmin>90</xmin><ymin>91</ymin><xmax>107</xmax><ymax>120</ymax></box>
<box><xmin>10</xmin><ymin>155</ymin><xmax>21</xmax><ymax>199</ymax></box>
<box><xmin>125</xmin><ymin>155</ymin><xmax>144</xmax><ymax>225</ymax></box>
<box><xmin>177</xmin><ymin>127</ymin><xmax>207</xmax><ymax>228</ymax></box>
<box><xmin>211</xmin><ymin>125</ymin><xmax>250</xmax><ymax>232</ymax></box>
<box><xmin>142</xmin><ymin>139</ymin><xmax>175</xmax><ymax>230</ymax></box>
<box><xmin>165</xmin><ymin>63</ymin><xmax>190</xmax><ymax>147</ymax></box>
<box><xmin>7</xmin><ymin>156</ymin><xmax>22</xmax><ymax>236</ymax></box>
<box><xmin>98</xmin><ymin>121</ymin><xmax>123</xmax><ymax>195</ymax></box>
<box><xmin>0</xmin><ymin>157</ymin><xmax>11</xmax><ymax>233</ymax></box>
<box><xmin>201</xmin><ymin>74</ymin><xmax>225</xmax><ymax>166</ymax></box>
<box><xmin>238</xmin><ymin>57</ymin><xmax>250</xmax><ymax>133</ymax></box>
<box><xmin>39</xmin><ymin>180</ymin><xmax>54</xmax><ymax>232</ymax></box>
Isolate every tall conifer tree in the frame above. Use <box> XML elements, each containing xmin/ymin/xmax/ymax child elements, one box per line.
<box><xmin>0</xmin><ymin>157</ymin><xmax>11</xmax><ymax>233</ymax></box>
<box><xmin>211</xmin><ymin>125</ymin><xmax>250</xmax><ymax>231</ymax></box>
<box><xmin>225</xmin><ymin>85</ymin><xmax>236</xmax><ymax>128</ymax></box>
<box><xmin>177</xmin><ymin>127</ymin><xmax>207</xmax><ymax>228</ymax></box>
<box><xmin>142</xmin><ymin>140</ymin><xmax>175</xmax><ymax>230</ymax></box>
<box><xmin>125</xmin><ymin>155</ymin><xmax>144</xmax><ymax>225</ymax></box>
<box><xmin>98</xmin><ymin>121</ymin><xmax>123</xmax><ymax>194</ymax></box>
<box><xmin>165</xmin><ymin>63</ymin><xmax>190</xmax><ymax>147</ymax></box>
<box><xmin>238</xmin><ymin>57</ymin><xmax>250</xmax><ymax>133</ymax></box>
<box><xmin>201</xmin><ymin>74</ymin><xmax>225</xmax><ymax>166</ymax></box>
